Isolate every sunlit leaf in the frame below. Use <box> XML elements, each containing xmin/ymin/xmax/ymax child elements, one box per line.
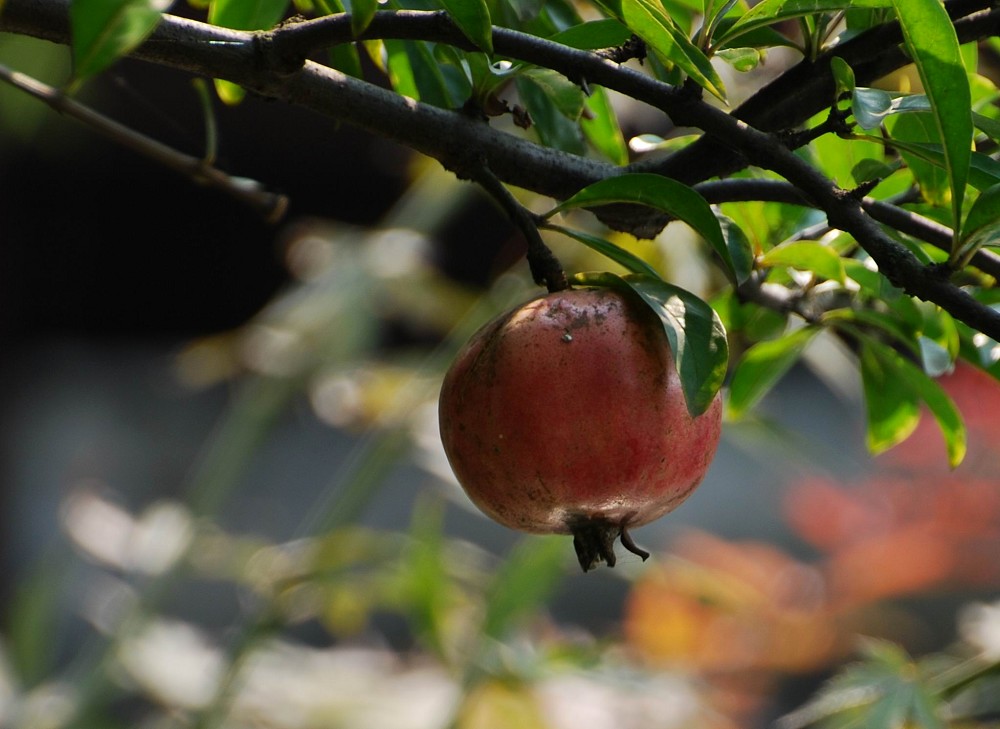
<box><xmin>621</xmin><ymin>0</ymin><xmax>726</xmax><ymax>101</ymax></box>
<box><xmin>581</xmin><ymin>86</ymin><xmax>629</xmax><ymax>165</ymax></box>
<box><xmin>70</xmin><ymin>0</ymin><xmax>165</xmax><ymax>82</ymax></box>
<box><xmin>727</xmin><ymin>326</ymin><xmax>819</xmax><ymax>418</ymax></box>
<box><xmin>860</xmin><ymin>339</ymin><xmax>921</xmax><ymax>456</ymax></box>
<box><xmin>879</xmin><ymin>135</ymin><xmax>1000</xmax><ymax>192</ymax></box>
<box><xmin>716</xmin><ymin>47</ymin><xmax>760</xmax><ymax>72</ymax></box>
<box><xmin>886</xmin><ymin>115</ymin><xmax>955</xmax><ymax>206</ymax></box>
<box><xmin>351</xmin><ymin>0</ymin><xmax>378</xmax><ymax>36</ymax></box>
<box><xmin>549</xmin><ymin>18</ymin><xmax>632</xmax><ymax>49</ymax></box>
<box><xmin>544</xmin><ymin>224</ymin><xmax>662</xmax><ymax>279</ymax></box>
<box><xmin>209</xmin><ymin>0</ymin><xmax>288</xmax><ymax>30</ymax></box>
<box><xmin>545</xmin><ymin>174</ymin><xmax>734</xmax><ymax>279</ymax></box>
<box><xmin>860</xmin><ymin>337</ymin><xmax>966</xmax><ymax>467</ymax></box>
<box><xmin>385</xmin><ymin>40</ymin><xmax>456</xmax><ymax>107</ymax></box>
<box><xmin>571</xmin><ymin>271</ymin><xmax>728</xmax><ymax>415</ymax></box>
<box><xmin>958</xmin><ymin>181</ymin><xmax>1000</xmax><ymax>262</ymax></box>
<box><xmin>759</xmin><ymin>241</ymin><xmax>846</xmax><ymax>283</ymax></box>
<box><xmin>319</xmin><ymin>0</ymin><xmax>364</xmax><ymax>77</ymax></box>
<box><xmin>441</xmin><ymin>0</ymin><xmax>493</xmax><ymax>53</ymax></box>
<box><xmin>891</xmin><ymin>0</ymin><xmax>972</xmax><ymax>240</ymax></box>
<box><xmin>516</xmin><ymin>77</ymin><xmax>585</xmax><ymax>154</ymax></box>
<box><xmin>851</xmin><ymin>158</ymin><xmax>896</xmax><ymax>185</ymax></box>
<box><xmin>831</xmin><ymin>55</ymin><xmax>855</xmax><ymax>96</ymax></box>
<box><xmin>714</xmin><ymin>0</ymin><xmax>890</xmax><ymax>49</ymax></box>
<box><xmin>520</xmin><ymin>67</ymin><xmax>586</xmax><ymax>119</ymax></box>
<box><xmin>206</xmin><ymin>0</ymin><xmax>288</xmax><ymax>102</ymax></box>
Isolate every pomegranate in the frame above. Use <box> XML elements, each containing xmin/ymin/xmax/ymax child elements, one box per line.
<box><xmin>438</xmin><ymin>286</ymin><xmax>723</xmax><ymax>571</ymax></box>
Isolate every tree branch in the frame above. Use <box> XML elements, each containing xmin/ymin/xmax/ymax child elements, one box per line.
<box><xmin>674</xmin><ymin>99</ymin><xmax>1000</xmax><ymax>339</ymax></box>
<box><xmin>638</xmin><ymin>0</ymin><xmax>1000</xmax><ymax>185</ymax></box>
<box><xmin>0</xmin><ymin>0</ymin><xmax>618</xmax><ymax>204</ymax></box>
<box><xmin>696</xmin><ymin>179</ymin><xmax>1000</xmax><ymax>280</ymax></box>
<box><xmin>0</xmin><ymin>61</ymin><xmax>288</xmax><ymax>220</ymax></box>
<box><xmin>4</xmin><ymin>0</ymin><xmax>1000</xmax><ymax>339</ymax></box>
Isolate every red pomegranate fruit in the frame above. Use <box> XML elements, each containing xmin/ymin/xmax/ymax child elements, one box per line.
<box><xmin>438</xmin><ymin>286</ymin><xmax>723</xmax><ymax>571</ymax></box>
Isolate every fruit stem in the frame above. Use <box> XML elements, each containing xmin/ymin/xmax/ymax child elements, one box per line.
<box><xmin>570</xmin><ymin>519</ymin><xmax>650</xmax><ymax>572</ymax></box>
<box><xmin>468</xmin><ymin>163</ymin><xmax>570</xmax><ymax>293</ymax></box>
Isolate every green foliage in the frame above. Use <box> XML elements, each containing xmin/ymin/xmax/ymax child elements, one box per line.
<box><xmin>713</xmin><ymin>0</ymin><xmax>890</xmax><ymax>51</ymax></box>
<box><xmin>544</xmin><ymin>174</ymin><xmax>743</xmax><ymax>282</ymax></box>
<box><xmin>69</xmin><ymin>0</ymin><xmax>164</xmax><ymax>83</ymax></box>
<box><xmin>619</xmin><ymin>0</ymin><xmax>726</xmax><ymax>100</ymax></box>
<box><xmin>891</xmin><ymin>0</ymin><xmax>972</xmax><ymax>243</ymax></box>
<box><xmin>727</xmin><ymin>326</ymin><xmax>820</xmax><ymax>418</ymax></box>
<box><xmin>441</xmin><ymin>0</ymin><xmax>493</xmax><ymax>52</ymax></box>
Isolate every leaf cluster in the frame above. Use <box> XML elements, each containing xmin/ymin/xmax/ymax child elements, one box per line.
<box><xmin>10</xmin><ymin>0</ymin><xmax>1000</xmax><ymax>460</ymax></box>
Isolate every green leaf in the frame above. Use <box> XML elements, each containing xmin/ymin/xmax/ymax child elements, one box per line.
<box><xmin>571</xmin><ymin>271</ymin><xmax>729</xmax><ymax>415</ymax></box>
<box><xmin>890</xmin><ymin>113</ymin><xmax>953</xmax><ymax>205</ymax></box>
<box><xmin>958</xmin><ymin>181</ymin><xmax>1000</xmax><ymax>262</ymax></box>
<box><xmin>545</xmin><ymin>224</ymin><xmax>662</xmax><ymax>278</ymax></box>
<box><xmin>385</xmin><ymin>40</ymin><xmax>456</xmax><ymax>108</ymax></box>
<box><xmin>209</xmin><ymin>0</ymin><xmax>288</xmax><ymax>30</ymax></box>
<box><xmin>714</xmin><ymin>0</ymin><xmax>890</xmax><ymax>49</ymax></box>
<box><xmin>891</xmin><ymin>0</ymin><xmax>972</xmax><ymax>240</ymax></box>
<box><xmin>716</xmin><ymin>47</ymin><xmax>760</xmax><ymax>72</ymax></box>
<box><xmin>879</xmin><ymin>135</ymin><xmax>1000</xmax><ymax>192</ymax></box>
<box><xmin>861</xmin><ymin>337</ymin><xmax>966</xmax><ymax>467</ymax></box>
<box><xmin>852</xmin><ymin>88</ymin><xmax>930</xmax><ymax>130</ymax></box>
<box><xmin>973</xmin><ymin>110</ymin><xmax>1000</xmax><ymax>143</ymax></box>
<box><xmin>727</xmin><ymin>326</ymin><xmax>820</xmax><ymax>418</ymax></box>
<box><xmin>716</xmin><ymin>214</ymin><xmax>754</xmax><ymax>285</ymax></box>
<box><xmin>581</xmin><ymin>86</ymin><xmax>629</xmax><ymax>165</ymax></box>
<box><xmin>759</xmin><ymin>240</ymin><xmax>846</xmax><ymax>283</ymax></box>
<box><xmin>70</xmin><ymin>0</ymin><xmax>164</xmax><ymax>82</ymax></box>
<box><xmin>545</xmin><ymin>174</ymin><xmax>734</xmax><ymax>279</ymax></box>
<box><xmin>843</xmin><ymin>258</ymin><xmax>896</xmax><ymax>297</ymax></box>
<box><xmin>860</xmin><ymin>339</ymin><xmax>921</xmax><ymax>457</ymax></box>
<box><xmin>516</xmin><ymin>76</ymin><xmax>585</xmax><ymax>154</ymax></box>
<box><xmin>620</xmin><ymin>0</ymin><xmax>727</xmax><ymax>101</ymax></box>
<box><xmin>441</xmin><ymin>0</ymin><xmax>493</xmax><ymax>53</ymax></box>
<box><xmin>520</xmin><ymin>67</ymin><xmax>586</xmax><ymax>119</ymax></box>
<box><xmin>481</xmin><ymin>536</ymin><xmax>567</xmax><ymax>640</ymax></box>
<box><xmin>319</xmin><ymin>0</ymin><xmax>364</xmax><ymax>77</ymax></box>
<box><xmin>207</xmin><ymin>0</ymin><xmax>289</xmax><ymax>103</ymax></box>
<box><xmin>852</xmin><ymin>158</ymin><xmax>896</xmax><ymax>185</ymax></box>
<box><xmin>823</xmin><ymin>308</ymin><xmax>919</xmax><ymax>353</ymax></box>
<box><xmin>549</xmin><ymin>18</ymin><xmax>633</xmax><ymax>49</ymax></box>
<box><xmin>831</xmin><ymin>55</ymin><xmax>855</xmax><ymax>96</ymax></box>
<box><xmin>351</xmin><ymin>0</ymin><xmax>378</xmax><ymax>36</ymax></box>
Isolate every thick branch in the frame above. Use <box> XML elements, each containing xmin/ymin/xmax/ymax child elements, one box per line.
<box><xmin>676</xmin><ymin>101</ymin><xmax>1000</xmax><ymax>338</ymax></box>
<box><xmin>4</xmin><ymin>0</ymin><xmax>1000</xmax><ymax>339</ymax></box>
<box><xmin>0</xmin><ymin>0</ymin><xmax>617</xmax><ymax>203</ymax></box>
<box><xmin>640</xmin><ymin>0</ymin><xmax>1000</xmax><ymax>185</ymax></box>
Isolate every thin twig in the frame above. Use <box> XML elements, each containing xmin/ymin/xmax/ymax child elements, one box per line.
<box><xmin>4</xmin><ymin>1</ymin><xmax>1000</xmax><ymax>336</ymax></box>
<box><xmin>0</xmin><ymin>62</ymin><xmax>288</xmax><ymax>222</ymax></box>
<box><xmin>469</xmin><ymin>165</ymin><xmax>569</xmax><ymax>292</ymax></box>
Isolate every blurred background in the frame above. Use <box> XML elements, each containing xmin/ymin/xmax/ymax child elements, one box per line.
<box><xmin>2</xmin><ymin>16</ymin><xmax>1000</xmax><ymax>729</ymax></box>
